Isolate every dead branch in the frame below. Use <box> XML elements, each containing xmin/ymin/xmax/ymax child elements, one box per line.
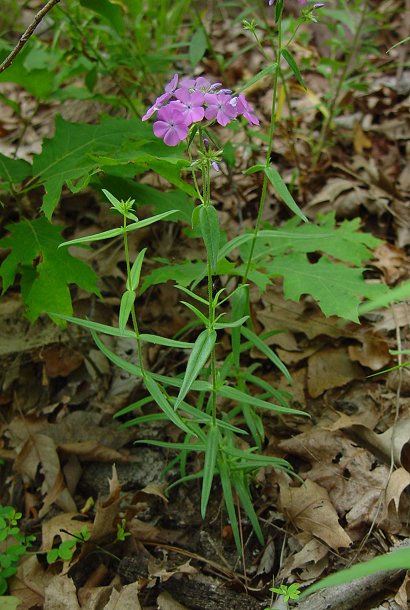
<box><xmin>0</xmin><ymin>0</ymin><xmax>61</xmax><ymax>74</ymax></box>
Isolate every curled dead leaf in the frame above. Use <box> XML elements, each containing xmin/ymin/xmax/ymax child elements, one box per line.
<box><xmin>279</xmin><ymin>477</ymin><xmax>352</xmax><ymax>550</ymax></box>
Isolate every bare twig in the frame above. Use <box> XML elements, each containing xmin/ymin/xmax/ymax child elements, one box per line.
<box><xmin>0</xmin><ymin>0</ymin><xmax>61</xmax><ymax>74</ymax></box>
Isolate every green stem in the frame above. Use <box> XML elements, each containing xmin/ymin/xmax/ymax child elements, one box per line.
<box><xmin>202</xmin><ymin>159</ymin><xmax>218</xmax><ymax>423</ymax></box>
<box><xmin>242</xmin><ymin>5</ymin><xmax>283</xmax><ymax>285</ymax></box>
<box><xmin>313</xmin><ymin>1</ymin><xmax>368</xmax><ymax>165</ymax></box>
<box><xmin>122</xmin><ymin>214</ymin><xmax>146</xmax><ymax>378</ymax></box>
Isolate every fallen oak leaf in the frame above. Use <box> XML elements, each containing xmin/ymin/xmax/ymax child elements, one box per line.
<box><xmin>279</xmin><ymin>477</ymin><xmax>352</xmax><ymax>550</ymax></box>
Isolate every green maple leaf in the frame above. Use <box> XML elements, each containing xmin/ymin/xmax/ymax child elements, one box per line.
<box><xmin>0</xmin><ymin>217</ymin><xmax>100</xmax><ymax>323</ymax></box>
<box><xmin>31</xmin><ymin>116</ymin><xmax>192</xmax><ymax>219</ymax></box>
<box><xmin>266</xmin><ymin>253</ymin><xmax>387</xmax><ymax>322</ymax></box>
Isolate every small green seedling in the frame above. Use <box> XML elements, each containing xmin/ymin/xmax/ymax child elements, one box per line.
<box><xmin>0</xmin><ymin>505</ymin><xmax>36</xmax><ymax>595</ymax></box>
<box><xmin>46</xmin><ymin>526</ymin><xmax>91</xmax><ymax>564</ymax></box>
<box><xmin>116</xmin><ymin>519</ymin><xmax>130</xmax><ymax>542</ymax></box>
<box><xmin>265</xmin><ymin>582</ymin><xmax>301</xmax><ymax>609</ymax></box>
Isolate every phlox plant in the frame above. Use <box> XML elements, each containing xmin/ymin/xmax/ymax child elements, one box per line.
<box><xmin>47</xmin><ymin>0</ymin><xmax>408</xmax><ymax>557</ymax></box>
<box><xmin>52</xmin><ymin>0</ymin><xmax>313</xmax><ymax>553</ymax></box>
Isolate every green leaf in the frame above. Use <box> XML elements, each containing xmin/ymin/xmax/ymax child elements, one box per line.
<box><xmin>174</xmin><ymin>329</ymin><xmax>217</xmax><ymax>411</ymax></box>
<box><xmin>218</xmin><ymin>385</ymin><xmax>306</xmax><ymax>416</ymax></box>
<box><xmin>119</xmin><ymin>290</ymin><xmax>136</xmax><ymax>332</ymax></box>
<box><xmin>51</xmin><ymin>313</ymin><xmax>194</xmax><ymax>349</ymax></box>
<box><xmin>0</xmin><ymin>153</ymin><xmax>31</xmax><ymax>192</ymax></box>
<box><xmin>128</xmin><ymin>248</ymin><xmax>147</xmax><ymax>291</ymax></box>
<box><xmin>214</xmin><ymin>315</ymin><xmax>249</xmax><ymax>329</ymax></box>
<box><xmin>189</xmin><ymin>27</ymin><xmax>208</xmax><ymax>68</ymax></box>
<box><xmin>80</xmin><ymin>0</ymin><xmax>124</xmax><ymax>34</ymax></box>
<box><xmin>31</xmin><ymin>116</ymin><xmax>154</xmax><ymax>218</ymax></box>
<box><xmin>241</xmin><ymin>325</ymin><xmax>291</xmax><ymax>383</ymax></box>
<box><xmin>180</xmin><ymin>300</ymin><xmax>209</xmax><ymax>327</ymax></box>
<box><xmin>238</xmin><ymin>63</ymin><xmax>278</xmax><ymax>93</ymax></box>
<box><xmin>266</xmin><ymin>253</ymin><xmax>388</xmax><ymax>322</ymax></box>
<box><xmin>358</xmin><ymin>280</ymin><xmax>410</xmax><ymax>315</ymax></box>
<box><xmin>91</xmin><ymin>330</ymin><xmax>210</xmax><ymax>393</ymax></box>
<box><xmin>0</xmin><ymin>217</ymin><xmax>99</xmax><ymax>323</ymax></box>
<box><xmin>140</xmin><ymin>260</ymin><xmax>207</xmax><ymax>293</ymax></box>
<box><xmin>282</xmin><ymin>48</ymin><xmax>306</xmax><ymax>89</ymax></box>
<box><xmin>201</xmin><ymin>424</ymin><xmax>220</xmax><ymax>518</ymax></box>
<box><xmin>0</xmin><ymin>596</ymin><xmax>22</xmax><ymax>610</ymax></box>
<box><xmin>219</xmin><ymin>457</ymin><xmax>241</xmax><ymax>551</ymax></box>
<box><xmin>264</xmin><ymin>167</ymin><xmax>308</xmax><ymax>222</ymax></box>
<box><xmin>61</xmin><ymin>210</ymin><xmax>177</xmax><ymax>247</ymax></box>
<box><xmin>233</xmin><ymin>472</ymin><xmax>264</xmax><ymax>544</ymax></box>
<box><xmin>199</xmin><ymin>204</ymin><xmax>220</xmax><ymax>273</ymax></box>
<box><xmin>302</xmin><ymin>547</ymin><xmax>410</xmax><ymax>598</ymax></box>
<box><xmin>144</xmin><ymin>375</ymin><xmax>191</xmax><ymax>434</ymax></box>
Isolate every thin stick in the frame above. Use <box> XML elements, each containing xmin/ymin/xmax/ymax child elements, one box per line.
<box><xmin>0</xmin><ymin>0</ymin><xmax>61</xmax><ymax>74</ymax></box>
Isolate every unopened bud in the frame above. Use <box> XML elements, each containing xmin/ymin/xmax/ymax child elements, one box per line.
<box><xmin>203</xmin><ymin>137</ymin><xmax>210</xmax><ymax>151</ymax></box>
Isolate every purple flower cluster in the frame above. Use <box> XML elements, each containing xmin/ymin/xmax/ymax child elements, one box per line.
<box><xmin>142</xmin><ymin>74</ymin><xmax>259</xmax><ymax>146</ymax></box>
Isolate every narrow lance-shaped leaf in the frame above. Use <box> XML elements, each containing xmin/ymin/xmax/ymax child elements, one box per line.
<box><xmin>174</xmin><ymin>329</ymin><xmax>217</xmax><ymax>411</ymax></box>
<box><xmin>282</xmin><ymin>47</ymin><xmax>306</xmax><ymax>89</ymax></box>
<box><xmin>50</xmin><ymin>313</ymin><xmax>194</xmax><ymax>348</ymax></box>
<box><xmin>119</xmin><ymin>290</ymin><xmax>136</xmax><ymax>332</ymax></box>
<box><xmin>218</xmin><ymin>457</ymin><xmax>241</xmax><ymax>552</ymax></box>
<box><xmin>144</xmin><ymin>375</ymin><xmax>191</xmax><ymax>434</ymax></box>
<box><xmin>302</xmin><ymin>547</ymin><xmax>410</xmax><ymax>598</ymax></box>
<box><xmin>233</xmin><ymin>472</ymin><xmax>264</xmax><ymax>544</ymax></box>
<box><xmin>199</xmin><ymin>204</ymin><xmax>220</xmax><ymax>273</ymax></box>
<box><xmin>60</xmin><ymin>210</ymin><xmax>177</xmax><ymax>247</ymax></box>
<box><xmin>128</xmin><ymin>247</ymin><xmax>147</xmax><ymax>291</ymax></box>
<box><xmin>241</xmin><ymin>325</ymin><xmax>292</xmax><ymax>384</ymax></box>
<box><xmin>201</xmin><ymin>424</ymin><xmax>220</xmax><ymax>518</ymax></box>
<box><xmin>264</xmin><ymin>167</ymin><xmax>308</xmax><ymax>223</ymax></box>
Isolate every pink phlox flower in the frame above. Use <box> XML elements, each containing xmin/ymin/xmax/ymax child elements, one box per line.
<box><xmin>180</xmin><ymin>76</ymin><xmax>211</xmax><ymax>93</ymax></box>
<box><xmin>204</xmin><ymin>93</ymin><xmax>238</xmax><ymax>127</ymax></box>
<box><xmin>235</xmin><ymin>94</ymin><xmax>260</xmax><ymax>126</ymax></box>
<box><xmin>142</xmin><ymin>74</ymin><xmax>178</xmax><ymax>121</ymax></box>
<box><xmin>153</xmin><ymin>105</ymin><xmax>188</xmax><ymax>146</ymax></box>
<box><xmin>173</xmin><ymin>88</ymin><xmax>205</xmax><ymax>125</ymax></box>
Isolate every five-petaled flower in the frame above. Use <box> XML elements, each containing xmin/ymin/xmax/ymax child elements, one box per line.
<box><xmin>153</xmin><ymin>105</ymin><xmax>188</xmax><ymax>147</ymax></box>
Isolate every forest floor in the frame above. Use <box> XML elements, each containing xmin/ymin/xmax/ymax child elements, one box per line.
<box><xmin>1</xmin><ymin>1</ymin><xmax>410</xmax><ymax>609</ymax></box>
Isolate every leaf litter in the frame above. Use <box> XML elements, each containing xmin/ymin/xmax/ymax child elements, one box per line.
<box><xmin>1</xmin><ymin>3</ymin><xmax>410</xmax><ymax>609</ymax></box>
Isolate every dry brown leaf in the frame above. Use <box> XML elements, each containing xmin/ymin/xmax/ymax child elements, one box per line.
<box><xmin>148</xmin><ymin>559</ymin><xmax>197</xmax><ymax>582</ymax></box>
<box><xmin>372</xmin><ymin>243</ymin><xmax>410</xmax><ymax>284</ymax></box>
<box><xmin>91</xmin><ymin>464</ymin><xmax>121</xmax><ymax>543</ymax></box>
<box><xmin>59</xmin><ymin>441</ymin><xmax>130</xmax><ymax>463</ymax></box>
<box><xmin>9</xmin><ymin>555</ymin><xmax>49</xmax><ymax>609</ymax></box>
<box><xmin>307</xmin><ymin>347</ymin><xmax>364</xmax><ymax>397</ymax></box>
<box><xmin>280</xmin><ymin>428</ymin><xmax>390</xmax><ymax>531</ymax></box>
<box><xmin>348</xmin><ymin>330</ymin><xmax>390</xmax><ymax>370</ymax></box>
<box><xmin>39</xmin><ymin>345</ymin><xmax>84</xmax><ymax>378</ymax></box>
<box><xmin>395</xmin><ymin>572</ymin><xmax>410</xmax><ymax>610</ymax></box>
<box><xmin>41</xmin><ymin>512</ymin><xmax>88</xmax><ymax>552</ymax></box>
<box><xmin>280</xmin><ymin>536</ymin><xmax>328</xmax><ymax>580</ymax></box>
<box><xmin>103</xmin><ymin>582</ymin><xmax>141</xmax><ymax>610</ymax></box>
<box><xmin>343</xmin><ymin>419</ymin><xmax>410</xmax><ymax>471</ymax></box>
<box><xmin>140</xmin><ymin>482</ymin><xmax>169</xmax><ymax>503</ymax></box>
<box><xmin>157</xmin><ymin>591</ymin><xmax>190</xmax><ymax>610</ymax></box>
<box><xmin>385</xmin><ymin>468</ymin><xmax>410</xmax><ymax>512</ymax></box>
<box><xmin>44</xmin><ymin>575</ymin><xmax>80</xmax><ymax>610</ymax></box>
<box><xmin>13</xmin><ymin>432</ymin><xmax>77</xmax><ymax>517</ymax></box>
<box><xmin>77</xmin><ymin>585</ymin><xmax>113</xmax><ymax>610</ymax></box>
<box><xmin>279</xmin><ymin>478</ymin><xmax>352</xmax><ymax>549</ymax></box>
<box><xmin>353</xmin><ymin>123</ymin><xmax>373</xmax><ymax>155</ymax></box>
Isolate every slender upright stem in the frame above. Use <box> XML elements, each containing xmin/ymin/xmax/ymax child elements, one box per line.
<box><xmin>201</xmin><ymin>159</ymin><xmax>218</xmax><ymax>423</ymax></box>
<box><xmin>242</xmin><ymin>7</ymin><xmax>283</xmax><ymax>285</ymax></box>
<box><xmin>313</xmin><ymin>1</ymin><xmax>368</xmax><ymax>165</ymax></box>
<box><xmin>122</xmin><ymin>214</ymin><xmax>145</xmax><ymax>378</ymax></box>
